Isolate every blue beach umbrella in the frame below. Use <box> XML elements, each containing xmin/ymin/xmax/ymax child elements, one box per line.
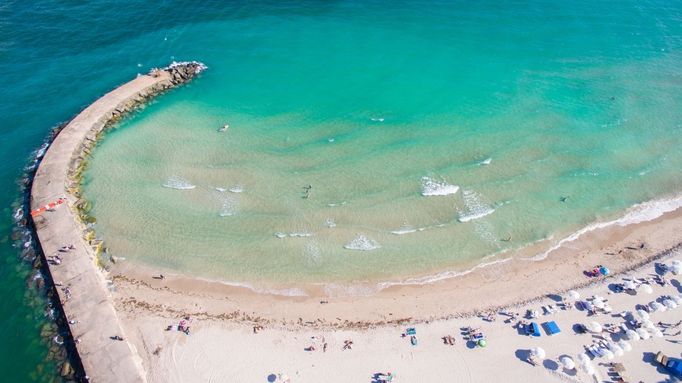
<box><xmin>267</xmin><ymin>374</ymin><xmax>277</xmax><ymax>382</ymax></box>
<box><xmin>599</xmin><ymin>266</ymin><xmax>610</xmax><ymax>276</ymax></box>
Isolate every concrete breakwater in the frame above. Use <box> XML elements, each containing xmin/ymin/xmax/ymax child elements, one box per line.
<box><xmin>29</xmin><ymin>62</ymin><xmax>205</xmax><ymax>382</ymax></box>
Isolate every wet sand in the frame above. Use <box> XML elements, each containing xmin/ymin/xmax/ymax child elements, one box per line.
<box><xmin>111</xmin><ymin>201</ymin><xmax>682</xmax><ymax>325</ymax></box>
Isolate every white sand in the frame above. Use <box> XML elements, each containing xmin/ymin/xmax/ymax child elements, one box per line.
<box><xmin>121</xmin><ymin>256</ymin><xmax>682</xmax><ymax>383</ymax></box>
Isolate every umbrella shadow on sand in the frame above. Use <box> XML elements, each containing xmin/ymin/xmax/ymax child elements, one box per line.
<box><xmin>542</xmin><ymin>359</ymin><xmax>559</xmax><ymax>371</ymax></box>
<box><xmin>672</xmin><ymin>279</ymin><xmax>681</xmax><ymax>293</ymax></box>
<box><xmin>515</xmin><ymin>349</ymin><xmax>532</xmax><ymax>364</ymax></box>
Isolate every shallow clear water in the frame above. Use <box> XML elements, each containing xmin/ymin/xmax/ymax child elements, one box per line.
<box><xmin>82</xmin><ymin>1</ymin><xmax>682</xmax><ymax>288</ymax></box>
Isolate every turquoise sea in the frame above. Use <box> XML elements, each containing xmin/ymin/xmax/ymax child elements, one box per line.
<box><xmin>2</xmin><ymin>0</ymin><xmax>682</xmax><ymax>379</ymax></box>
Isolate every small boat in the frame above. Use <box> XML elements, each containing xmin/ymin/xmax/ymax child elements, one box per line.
<box><xmin>218</xmin><ymin>124</ymin><xmax>229</xmax><ymax>132</ymax></box>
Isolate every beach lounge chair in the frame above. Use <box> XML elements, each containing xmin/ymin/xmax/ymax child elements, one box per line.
<box><xmin>528</xmin><ymin>322</ymin><xmax>541</xmax><ymax>337</ymax></box>
<box><xmin>587</xmin><ymin>344</ymin><xmax>601</xmax><ymax>358</ymax></box>
<box><xmin>410</xmin><ymin>335</ymin><xmax>418</xmax><ymax>346</ymax></box>
<box><xmin>542</xmin><ymin>321</ymin><xmax>561</xmax><ymax>335</ymax></box>
<box><xmin>656</xmin><ymin>351</ymin><xmax>668</xmax><ymax>366</ymax></box>
<box><xmin>405</xmin><ymin>327</ymin><xmax>416</xmax><ymax>336</ymax></box>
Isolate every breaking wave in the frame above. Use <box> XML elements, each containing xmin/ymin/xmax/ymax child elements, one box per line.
<box><xmin>457</xmin><ymin>190</ymin><xmax>495</xmax><ymax>222</ymax></box>
<box><xmin>344</xmin><ymin>234</ymin><xmax>381</xmax><ymax>251</ymax></box>
<box><xmin>162</xmin><ymin>176</ymin><xmax>196</xmax><ymax>190</ymax></box>
<box><xmin>421</xmin><ymin>176</ymin><xmax>459</xmax><ymax>196</ymax></box>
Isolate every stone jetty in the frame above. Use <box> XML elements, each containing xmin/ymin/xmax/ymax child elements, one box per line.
<box><xmin>30</xmin><ymin>62</ymin><xmax>205</xmax><ymax>382</ymax></box>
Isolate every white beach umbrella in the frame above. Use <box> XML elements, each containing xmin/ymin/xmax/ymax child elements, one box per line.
<box><xmin>672</xmin><ymin>259</ymin><xmax>682</xmax><ymax>267</ymax></box>
<box><xmin>608</xmin><ymin>343</ymin><xmax>624</xmax><ymax>357</ymax></box>
<box><xmin>623</xmin><ymin>280</ymin><xmax>637</xmax><ymax>290</ymax></box>
<box><xmin>625</xmin><ymin>329</ymin><xmax>640</xmax><ymax>341</ymax></box>
<box><xmin>672</xmin><ymin>265</ymin><xmax>681</xmax><ymax>276</ymax></box>
<box><xmin>578</xmin><ymin>353</ymin><xmax>595</xmax><ymax>375</ymax></box>
<box><xmin>636</xmin><ymin>309</ymin><xmax>650</xmax><ymax>320</ymax></box>
<box><xmin>641</xmin><ymin>284</ymin><xmax>653</xmax><ymax>294</ymax></box>
<box><xmin>650</xmin><ymin>301</ymin><xmax>666</xmax><ymax>312</ymax></box>
<box><xmin>602</xmin><ymin>349</ymin><xmax>614</xmax><ymax>360</ymax></box>
<box><xmin>642</xmin><ymin>320</ymin><xmax>656</xmax><ymax>330</ymax></box>
<box><xmin>636</xmin><ymin>328</ymin><xmax>650</xmax><ymax>340</ymax></box>
<box><xmin>586</xmin><ymin>321</ymin><xmax>602</xmax><ymax>333</ymax></box>
<box><xmin>583</xmin><ymin>362</ymin><xmax>595</xmax><ymax>375</ymax></box>
<box><xmin>618</xmin><ymin>339</ymin><xmax>632</xmax><ymax>352</ymax></box>
<box><xmin>583</xmin><ymin>300</ymin><xmax>594</xmax><ymax>311</ymax></box>
<box><xmin>593</xmin><ymin>300</ymin><xmax>606</xmax><ymax>309</ymax></box>
<box><xmin>531</xmin><ymin>347</ymin><xmax>546</xmax><ymax>359</ymax></box>
<box><xmin>672</xmin><ymin>295</ymin><xmax>682</xmax><ymax>304</ymax></box>
<box><xmin>560</xmin><ymin>356</ymin><xmax>575</xmax><ymax>370</ymax></box>
<box><xmin>593</xmin><ymin>295</ymin><xmax>605</xmax><ymax>302</ymax></box>
<box><xmin>663</xmin><ymin>299</ymin><xmax>677</xmax><ymax>309</ymax></box>
<box><xmin>653</xmin><ymin>329</ymin><xmax>664</xmax><ymax>338</ymax></box>
<box><xmin>568</xmin><ymin>290</ymin><xmax>580</xmax><ymax>300</ymax></box>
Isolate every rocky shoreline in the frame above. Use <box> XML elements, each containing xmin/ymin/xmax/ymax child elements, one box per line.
<box><xmin>27</xmin><ymin>62</ymin><xmax>204</xmax><ymax>382</ymax></box>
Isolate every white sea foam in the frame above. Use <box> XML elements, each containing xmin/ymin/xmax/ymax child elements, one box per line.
<box><xmin>215</xmin><ymin>187</ymin><xmax>226</xmax><ymax>192</ymax></box>
<box><xmin>327</xmin><ymin>201</ymin><xmax>348</xmax><ymax>207</ymax></box>
<box><xmin>344</xmin><ymin>234</ymin><xmax>381</xmax><ymax>251</ymax></box>
<box><xmin>532</xmin><ymin>194</ymin><xmax>682</xmax><ymax>261</ymax></box>
<box><xmin>229</xmin><ymin>185</ymin><xmax>244</xmax><ymax>193</ymax></box>
<box><xmin>325</xmin><ymin>217</ymin><xmax>336</xmax><ymax>228</ymax></box>
<box><xmin>274</xmin><ymin>231</ymin><xmax>312</xmax><ymax>238</ymax></box>
<box><xmin>421</xmin><ymin>176</ymin><xmax>459</xmax><ymax>196</ymax></box>
<box><xmin>479</xmin><ymin>157</ymin><xmax>492</xmax><ymax>165</ymax></box>
<box><xmin>289</xmin><ymin>232</ymin><xmax>312</xmax><ymax>238</ymax></box>
<box><xmin>304</xmin><ymin>241</ymin><xmax>322</xmax><ymax>265</ymax></box>
<box><xmin>328</xmin><ymin>138</ymin><xmax>335</xmax><ymax>143</ymax></box>
<box><xmin>12</xmin><ymin>208</ymin><xmax>23</xmax><ymax>222</ymax></box>
<box><xmin>457</xmin><ymin>190</ymin><xmax>495</xmax><ymax>222</ymax></box>
<box><xmin>162</xmin><ymin>176</ymin><xmax>196</xmax><ymax>190</ymax></box>
<box><xmin>391</xmin><ymin>224</ymin><xmax>417</xmax><ymax>235</ymax></box>
<box><xmin>218</xmin><ymin>195</ymin><xmax>237</xmax><ymax>217</ymax></box>
<box><xmin>323</xmin><ymin>255</ymin><xmax>514</xmax><ymax>297</ymax></box>
<box><xmin>370</xmin><ymin>117</ymin><xmax>385</xmax><ymax>122</ymax></box>
<box><xmin>379</xmin><ymin>257</ymin><xmax>513</xmax><ymax>288</ymax></box>
<box><xmin>166</xmin><ymin>60</ymin><xmax>208</xmax><ymax>73</ymax></box>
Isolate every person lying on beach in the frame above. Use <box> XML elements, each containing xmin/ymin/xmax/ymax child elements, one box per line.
<box><xmin>48</xmin><ymin>256</ymin><xmax>62</xmax><ymax>265</ymax></box>
<box><xmin>342</xmin><ymin>340</ymin><xmax>353</xmax><ymax>350</ymax></box>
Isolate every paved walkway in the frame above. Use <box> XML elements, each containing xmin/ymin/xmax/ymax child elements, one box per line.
<box><xmin>31</xmin><ymin>70</ymin><xmax>179</xmax><ymax>383</ymax></box>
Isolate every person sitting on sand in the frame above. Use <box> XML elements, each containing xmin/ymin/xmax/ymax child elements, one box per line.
<box><xmin>342</xmin><ymin>340</ymin><xmax>353</xmax><ymax>350</ymax></box>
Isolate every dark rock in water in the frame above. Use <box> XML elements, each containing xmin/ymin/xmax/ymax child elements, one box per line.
<box><xmin>60</xmin><ymin>361</ymin><xmax>74</xmax><ymax>378</ymax></box>
<box><xmin>21</xmin><ymin>247</ymin><xmax>36</xmax><ymax>260</ymax></box>
<box><xmin>36</xmin><ymin>277</ymin><xmax>45</xmax><ymax>291</ymax></box>
<box><xmin>165</xmin><ymin>61</ymin><xmax>207</xmax><ymax>85</ymax></box>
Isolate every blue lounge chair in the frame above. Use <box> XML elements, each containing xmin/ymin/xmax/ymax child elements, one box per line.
<box><xmin>542</xmin><ymin>321</ymin><xmax>561</xmax><ymax>335</ymax></box>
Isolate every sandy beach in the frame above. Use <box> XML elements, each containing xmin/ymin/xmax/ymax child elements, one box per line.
<box><xmin>110</xmin><ymin>200</ymin><xmax>682</xmax><ymax>382</ymax></box>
